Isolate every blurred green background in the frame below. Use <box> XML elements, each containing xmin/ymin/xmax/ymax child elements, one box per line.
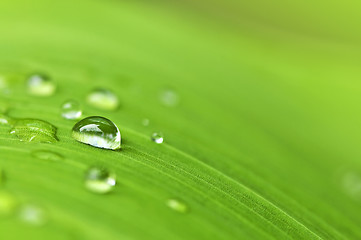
<box><xmin>0</xmin><ymin>0</ymin><xmax>361</xmax><ymax>239</ymax></box>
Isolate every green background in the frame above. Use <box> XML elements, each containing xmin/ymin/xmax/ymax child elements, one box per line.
<box><xmin>0</xmin><ymin>0</ymin><xmax>361</xmax><ymax>239</ymax></box>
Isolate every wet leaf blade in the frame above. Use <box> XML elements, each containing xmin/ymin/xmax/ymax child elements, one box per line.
<box><xmin>0</xmin><ymin>0</ymin><xmax>361</xmax><ymax>240</ymax></box>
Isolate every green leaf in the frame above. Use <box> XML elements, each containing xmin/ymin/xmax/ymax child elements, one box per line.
<box><xmin>0</xmin><ymin>0</ymin><xmax>361</xmax><ymax>239</ymax></box>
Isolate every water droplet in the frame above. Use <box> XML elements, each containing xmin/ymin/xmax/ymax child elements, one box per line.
<box><xmin>61</xmin><ymin>100</ymin><xmax>82</xmax><ymax>120</ymax></box>
<box><xmin>343</xmin><ymin>172</ymin><xmax>361</xmax><ymax>200</ymax></box>
<box><xmin>0</xmin><ymin>191</ymin><xmax>17</xmax><ymax>217</ymax></box>
<box><xmin>0</xmin><ymin>76</ymin><xmax>7</xmax><ymax>89</ymax></box>
<box><xmin>72</xmin><ymin>116</ymin><xmax>121</xmax><ymax>150</ymax></box>
<box><xmin>142</xmin><ymin>118</ymin><xmax>150</xmax><ymax>126</ymax></box>
<box><xmin>85</xmin><ymin>166</ymin><xmax>116</xmax><ymax>194</ymax></box>
<box><xmin>166</xmin><ymin>198</ymin><xmax>188</xmax><ymax>213</ymax></box>
<box><xmin>10</xmin><ymin>119</ymin><xmax>58</xmax><ymax>143</ymax></box>
<box><xmin>18</xmin><ymin>204</ymin><xmax>47</xmax><ymax>226</ymax></box>
<box><xmin>27</xmin><ymin>73</ymin><xmax>56</xmax><ymax>97</ymax></box>
<box><xmin>0</xmin><ymin>113</ymin><xmax>13</xmax><ymax>125</ymax></box>
<box><xmin>86</xmin><ymin>88</ymin><xmax>119</xmax><ymax>111</ymax></box>
<box><xmin>160</xmin><ymin>89</ymin><xmax>179</xmax><ymax>107</ymax></box>
<box><xmin>151</xmin><ymin>132</ymin><xmax>164</xmax><ymax>144</ymax></box>
<box><xmin>31</xmin><ymin>150</ymin><xmax>64</xmax><ymax>161</ymax></box>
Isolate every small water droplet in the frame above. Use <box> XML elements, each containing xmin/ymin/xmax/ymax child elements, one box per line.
<box><xmin>2</xmin><ymin>89</ymin><xmax>12</xmax><ymax>96</ymax></box>
<box><xmin>72</xmin><ymin>116</ymin><xmax>121</xmax><ymax>150</ymax></box>
<box><xmin>166</xmin><ymin>198</ymin><xmax>188</xmax><ymax>213</ymax></box>
<box><xmin>86</xmin><ymin>88</ymin><xmax>119</xmax><ymax>111</ymax></box>
<box><xmin>0</xmin><ymin>113</ymin><xmax>12</xmax><ymax>125</ymax></box>
<box><xmin>61</xmin><ymin>100</ymin><xmax>82</xmax><ymax>120</ymax></box>
<box><xmin>343</xmin><ymin>172</ymin><xmax>361</xmax><ymax>200</ymax></box>
<box><xmin>142</xmin><ymin>118</ymin><xmax>150</xmax><ymax>126</ymax></box>
<box><xmin>151</xmin><ymin>132</ymin><xmax>164</xmax><ymax>144</ymax></box>
<box><xmin>31</xmin><ymin>150</ymin><xmax>64</xmax><ymax>161</ymax></box>
<box><xmin>10</xmin><ymin>119</ymin><xmax>58</xmax><ymax>143</ymax></box>
<box><xmin>18</xmin><ymin>204</ymin><xmax>47</xmax><ymax>226</ymax></box>
<box><xmin>27</xmin><ymin>73</ymin><xmax>56</xmax><ymax>97</ymax></box>
<box><xmin>160</xmin><ymin>89</ymin><xmax>179</xmax><ymax>107</ymax></box>
<box><xmin>0</xmin><ymin>76</ymin><xmax>7</xmax><ymax>89</ymax></box>
<box><xmin>85</xmin><ymin>166</ymin><xmax>116</xmax><ymax>194</ymax></box>
<box><xmin>0</xmin><ymin>191</ymin><xmax>17</xmax><ymax>217</ymax></box>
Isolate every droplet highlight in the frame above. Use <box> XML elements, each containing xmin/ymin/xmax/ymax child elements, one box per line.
<box><xmin>10</xmin><ymin>119</ymin><xmax>58</xmax><ymax>143</ymax></box>
<box><xmin>32</xmin><ymin>150</ymin><xmax>64</xmax><ymax>161</ymax></box>
<box><xmin>72</xmin><ymin>116</ymin><xmax>121</xmax><ymax>150</ymax></box>
<box><xmin>160</xmin><ymin>89</ymin><xmax>179</xmax><ymax>107</ymax></box>
<box><xmin>166</xmin><ymin>198</ymin><xmax>188</xmax><ymax>213</ymax></box>
<box><xmin>85</xmin><ymin>166</ymin><xmax>116</xmax><ymax>194</ymax></box>
<box><xmin>151</xmin><ymin>132</ymin><xmax>164</xmax><ymax>144</ymax></box>
<box><xmin>27</xmin><ymin>73</ymin><xmax>56</xmax><ymax>97</ymax></box>
<box><xmin>18</xmin><ymin>204</ymin><xmax>47</xmax><ymax>226</ymax></box>
<box><xmin>61</xmin><ymin>100</ymin><xmax>82</xmax><ymax>120</ymax></box>
<box><xmin>86</xmin><ymin>88</ymin><xmax>119</xmax><ymax>111</ymax></box>
<box><xmin>0</xmin><ymin>113</ymin><xmax>12</xmax><ymax>125</ymax></box>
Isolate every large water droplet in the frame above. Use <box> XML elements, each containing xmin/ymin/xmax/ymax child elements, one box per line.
<box><xmin>61</xmin><ymin>100</ymin><xmax>82</xmax><ymax>120</ymax></box>
<box><xmin>18</xmin><ymin>204</ymin><xmax>47</xmax><ymax>226</ymax></box>
<box><xmin>32</xmin><ymin>150</ymin><xmax>64</xmax><ymax>161</ymax></box>
<box><xmin>0</xmin><ymin>191</ymin><xmax>17</xmax><ymax>217</ymax></box>
<box><xmin>85</xmin><ymin>166</ymin><xmax>116</xmax><ymax>194</ymax></box>
<box><xmin>72</xmin><ymin>116</ymin><xmax>121</xmax><ymax>150</ymax></box>
<box><xmin>27</xmin><ymin>73</ymin><xmax>56</xmax><ymax>97</ymax></box>
<box><xmin>166</xmin><ymin>198</ymin><xmax>188</xmax><ymax>213</ymax></box>
<box><xmin>151</xmin><ymin>132</ymin><xmax>164</xmax><ymax>144</ymax></box>
<box><xmin>86</xmin><ymin>88</ymin><xmax>119</xmax><ymax>111</ymax></box>
<box><xmin>160</xmin><ymin>89</ymin><xmax>179</xmax><ymax>107</ymax></box>
<box><xmin>10</xmin><ymin>119</ymin><xmax>58</xmax><ymax>143</ymax></box>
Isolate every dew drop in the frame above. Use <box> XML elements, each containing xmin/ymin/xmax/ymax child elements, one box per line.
<box><xmin>85</xmin><ymin>166</ymin><xmax>116</xmax><ymax>194</ymax></box>
<box><xmin>61</xmin><ymin>100</ymin><xmax>82</xmax><ymax>120</ymax></box>
<box><xmin>86</xmin><ymin>88</ymin><xmax>119</xmax><ymax>111</ymax></box>
<box><xmin>27</xmin><ymin>73</ymin><xmax>56</xmax><ymax>97</ymax></box>
<box><xmin>18</xmin><ymin>204</ymin><xmax>47</xmax><ymax>226</ymax></box>
<box><xmin>151</xmin><ymin>132</ymin><xmax>164</xmax><ymax>144</ymax></box>
<box><xmin>0</xmin><ymin>113</ymin><xmax>12</xmax><ymax>125</ymax></box>
<box><xmin>0</xmin><ymin>74</ymin><xmax>19</xmax><ymax>95</ymax></box>
<box><xmin>32</xmin><ymin>150</ymin><xmax>64</xmax><ymax>161</ymax></box>
<box><xmin>0</xmin><ymin>76</ymin><xmax>7</xmax><ymax>89</ymax></box>
<box><xmin>160</xmin><ymin>89</ymin><xmax>179</xmax><ymax>107</ymax></box>
<box><xmin>10</xmin><ymin>119</ymin><xmax>58</xmax><ymax>143</ymax></box>
<box><xmin>343</xmin><ymin>172</ymin><xmax>361</xmax><ymax>200</ymax></box>
<box><xmin>0</xmin><ymin>191</ymin><xmax>17</xmax><ymax>217</ymax></box>
<box><xmin>166</xmin><ymin>198</ymin><xmax>188</xmax><ymax>213</ymax></box>
<box><xmin>72</xmin><ymin>116</ymin><xmax>121</xmax><ymax>150</ymax></box>
<box><xmin>142</xmin><ymin>118</ymin><xmax>150</xmax><ymax>126</ymax></box>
